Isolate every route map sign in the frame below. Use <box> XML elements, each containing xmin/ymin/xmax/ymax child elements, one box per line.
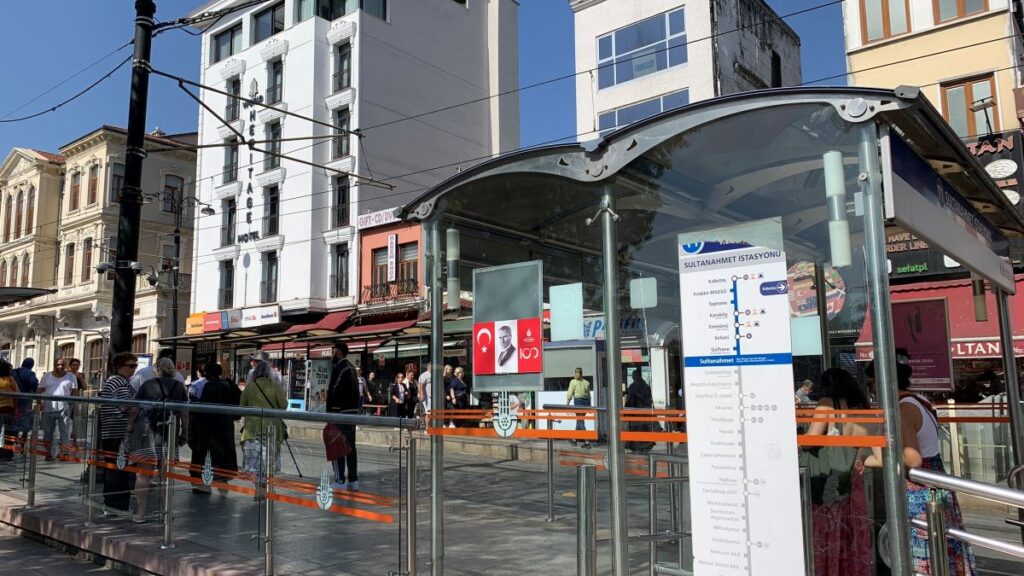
<box><xmin>678</xmin><ymin>219</ymin><xmax>805</xmax><ymax>576</ymax></box>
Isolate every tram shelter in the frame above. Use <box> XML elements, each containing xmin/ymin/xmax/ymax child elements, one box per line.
<box><xmin>402</xmin><ymin>86</ymin><xmax>1024</xmax><ymax>576</ymax></box>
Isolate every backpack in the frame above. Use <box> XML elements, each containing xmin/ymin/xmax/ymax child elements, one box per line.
<box><xmin>145</xmin><ymin>377</ymin><xmax>176</xmax><ymax>434</ymax></box>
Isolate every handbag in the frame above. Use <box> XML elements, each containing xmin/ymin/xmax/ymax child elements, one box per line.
<box><xmin>323</xmin><ymin>423</ymin><xmax>351</xmax><ymax>461</ymax></box>
<box><xmin>799</xmin><ymin>421</ymin><xmax>858</xmax><ymax>505</ymax></box>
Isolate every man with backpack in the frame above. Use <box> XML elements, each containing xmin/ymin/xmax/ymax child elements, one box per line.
<box><xmin>326</xmin><ymin>341</ymin><xmax>360</xmax><ymax>490</ymax></box>
<box><xmin>11</xmin><ymin>358</ymin><xmax>38</xmax><ymax>434</ymax></box>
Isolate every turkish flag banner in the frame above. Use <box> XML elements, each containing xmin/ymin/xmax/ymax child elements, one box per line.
<box><xmin>517</xmin><ymin>317</ymin><xmax>543</xmax><ymax>373</ymax></box>
<box><xmin>473</xmin><ymin>321</ymin><xmax>496</xmax><ymax>375</ymax></box>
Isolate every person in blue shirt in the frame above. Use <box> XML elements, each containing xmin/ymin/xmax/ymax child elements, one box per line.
<box><xmin>11</xmin><ymin>358</ymin><xmax>39</xmax><ymax>433</ymax></box>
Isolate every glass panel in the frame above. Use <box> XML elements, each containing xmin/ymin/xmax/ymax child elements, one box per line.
<box><xmin>614</xmin><ymin>14</ymin><xmax>666</xmax><ymax>55</ymax></box>
<box><xmin>400</xmin><ymin>243</ymin><xmax>417</xmax><ymax>261</ymax></box>
<box><xmin>668</xmin><ymin>34</ymin><xmax>688</xmax><ymax>67</ymax></box>
<box><xmin>298</xmin><ymin>0</ymin><xmax>314</xmax><ymax>21</ymax></box>
<box><xmin>972</xmin><ymin>80</ymin><xmax>994</xmax><ymax>135</ymax></box>
<box><xmin>617</xmin><ymin>97</ymin><xmax>662</xmax><ymax>126</ymax></box>
<box><xmin>598</xmin><ymin>35</ymin><xmax>612</xmax><ymax>61</ymax></box>
<box><xmin>598</xmin><ymin>111</ymin><xmax>616</xmax><ymax>131</ymax></box>
<box><xmin>373</xmin><ymin>248</ymin><xmax>388</xmax><ymax>266</ymax></box>
<box><xmin>363</xmin><ymin>0</ymin><xmax>386</xmax><ymax>19</ymax></box>
<box><xmin>344</xmin><ymin>0</ymin><xmax>358</xmax><ymax>15</ymax></box>
<box><xmin>669</xmin><ymin>8</ymin><xmax>685</xmax><ymax>35</ymax></box>
<box><xmin>945</xmin><ymin>85</ymin><xmax>969</xmax><ymax>138</ymax></box>
<box><xmin>615</xmin><ymin>44</ymin><xmax>665</xmax><ymax>84</ymax></box>
<box><xmin>662</xmin><ymin>89</ymin><xmax>690</xmax><ymax>111</ymax></box>
<box><xmin>965</xmin><ymin>0</ymin><xmax>985</xmax><ymax>13</ymax></box>
<box><xmin>231</xmin><ymin>27</ymin><xmax>242</xmax><ymax>54</ymax></box>
<box><xmin>887</xmin><ymin>0</ymin><xmax>908</xmax><ymax>35</ymax></box>
<box><xmin>937</xmin><ymin>0</ymin><xmax>958</xmax><ymax>21</ymax></box>
<box><xmin>597</xmin><ymin>62</ymin><xmax>615</xmax><ymax>89</ymax></box>
<box><xmin>863</xmin><ymin>0</ymin><xmax>884</xmax><ymax>40</ymax></box>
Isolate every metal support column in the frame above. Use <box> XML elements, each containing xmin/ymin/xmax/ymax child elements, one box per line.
<box><xmin>599</xmin><ymin>187</ymin><xmax>629</xmax><ymax>575</ymax></box>
<box><xmin>26</xmin><ymin>405</ymin><xmax>40</xmax><ymax>508</ymax></box>
<box><xmin>161</xmin><ymin>412</ymin><xmax>176</xmax><ymax>550</ymax></box>
<box><xmin>996</xmin><ymin>290</ymin><xmax>1024</xmax><ymax>469</ymax></box>
<box><xmin>814</xmin><ymin>263</ymin><xmax>832</xmax><ymax>370</ymax></box>
<box><xmin>428</xmin><ymin>219</ymin><xmax>445</xmax><ymax>576</ymax></box>
<box><xmin>547</xmin><ymin>436</ymin><xmax>555</xmax><ymax>522</ymax></box>
<box><xmin>800</xmin><ymin>466</ymin><xmax>814</xmax><ymax>576</ymax></box>
<box><xmin>925</xmin><ymin>492</ymin><xmax>950</xmax><ymax>576</ymax></box>
<box><xmin>577</xmin><ymin>464</ymin><xmax>597</xmax><ymax>576</ymax></box>
<box><xmin>407</xmin><ymin>433</ymin><xmax>418</xmax><ymax>576</ymax></box>
<box><xmin>265</xmin><ymin>425</ymin><xmax>277</xmax><ymax>575</ymax></box>
<box><xmin>860</xmin><ymin>124</ymin><xmax>911</xmax><ymax>575</ymax></box>
<box><xmin>649</xmin><ymin>454</ymin><xmax>658</xmax><ymax>576</ymax></box>
<box><xmin>85</xmin><ymin>407</ymin><xmax>101</xmax><ymax>526</ymax></box>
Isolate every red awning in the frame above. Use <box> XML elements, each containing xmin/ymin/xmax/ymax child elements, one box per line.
<box><xmin>856</xmin><ymin>276</ymin><xmax>1024</xmax><ymax>360</ymax></box>
<box><xmin>285</xmin><ymin>310</ymin><xmax>353</xmax><ymax>336</ymax></box>
<box><xmin>342</xmin><ymin>319</ymin><xmax>419</xmax><ymax>339</ymax></box>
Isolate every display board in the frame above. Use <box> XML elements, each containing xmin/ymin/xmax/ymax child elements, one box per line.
<box><xmin>471</xmin><ymin>261</ymin><xmax>544</xmax><ymax>392</ymax></box>
<box><xmin>678</xmin><ymin>219</ymin><xmax>805</xmax><ymax>576</ymax></box>
<box><xmin>891</xmin><ymin>299</ymin><xmax>954</xmax><ymax>391</ymax></box>
<box><xmin>306</xmin><ymin>359</ymin><xmax>333</xmax><ymax>413</ymax></box>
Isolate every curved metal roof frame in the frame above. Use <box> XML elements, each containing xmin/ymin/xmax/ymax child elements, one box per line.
<box><xmin>400</xmin><ymin>86</ymin><xmax>1024</xmax><ymax>239</ymax></box>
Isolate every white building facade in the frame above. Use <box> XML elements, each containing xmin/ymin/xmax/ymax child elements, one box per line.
<box><xmin>570</xmin><ymin>0</ymin><xmax>802</xmax><ymax>140</ymax></box>
<box><xmin>189</xmin><ymin>0</ymin><xmax>519</xmax><ymax>324</ymax></box>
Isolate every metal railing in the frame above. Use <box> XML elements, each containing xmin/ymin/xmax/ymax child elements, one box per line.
<box><xmin>264</xmin><ymin>151</ymin><xmax>280</xmax><ymax>171</ymax></box>
<box><xmin>909</xmin><ymin>466</ymin><xmax>1024</xmax><ymax>575</ymax></box>
<box><xmin>332</xmin><ymin>203</ymin><xmax>350</xmax><ymax>228</ymax></box>
<box><xmin>362</xmin><ymin>278</ymin><xmax>418</xmax><ymax>304</ymax></box>
<box><xmin>333</xmin><ymin>70</ymin><xmax>351</xmax><ymax>93</ymax></box>
<box><xmin>265</xmin><ymin>83</ymin><xmax>282</xmax><ymax>105</ymax></box>
<box><xmin>260</xmin><ymin>279</ymin><xmax>277</xmax><ymax>304</ymax></box>
<box><xmin>332</xmin><ymin>133</ymin><xmax>350</xmax><ymax>160</ymax></box>
<box><xmin>225</xmin><ymin>98</ymin><xmax>240</xmax><ymax>122</ymax></box>
<box><xmin>329</xmin><ymin>273</ymin><xmax>347</xmax><ymax>298</ymax></box>
<box><xmin>222</xmin><ymin>162</ymin><xmax>238</xmax><ymax>184</ymax></box>
<box><xmin>263</xmin><ymin>215</ymin><xmax>279</xmax><ymax>237</ymax></box>
<box><xmin>218</xmin><ymin>286</ymin><xmax>233</xmax><ymax>309</ymax></box>
<box><xmin>220</xmin><ymin>226</ymin><xmax>235</xmax><ymax>247</ymax></box>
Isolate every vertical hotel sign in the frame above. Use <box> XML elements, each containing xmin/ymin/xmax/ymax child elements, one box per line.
<box><xmin>387</xmin><ymin>234</ymin><xmax>398</xmax><ymax>282</ymax></box>
<box><xmin>677</xmin><ymin>219</ymin><xmax>805</xmax><ymax>576</ymax></box>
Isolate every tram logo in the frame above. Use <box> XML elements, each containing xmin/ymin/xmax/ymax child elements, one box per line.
<box><xmin>492</xmin><ymin>389</ymin><xmax>519</xmax><ymax>438</ymax></box>
<box><xmin>316</xmin><ymin>466</ymin><xmax>335</xmax><ymax>511</ymax></box>
<box><xmin>681</xmin><ymin>241</ymin><xmax>704</xmax><ymax>254</ymax></box>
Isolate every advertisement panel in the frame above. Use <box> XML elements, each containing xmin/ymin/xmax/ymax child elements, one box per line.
<box><xmin>186</xmin><ymin>313</ymin><xmax>205</xmax><ymax>335</ymax></box>
<box><xmin>891</xmin><ymin>299</ymin><xmax>954</xmax><ymax>391</ymax></box>
<box><xmin>241</xmin><ymin>305</ymin><xmax>281</xmax><ymax>328</ymax></box>
<box><xmin>306</xmin><ymin>359</ymin><xmax>333</xmax><ymax>413</ymax></box>
<box><xmin>677</xmin><ymin>219</ymin><xmax>805</xmax><ymax>576</ymax></box>
<box><xmin>472</xmin><ymin>317</ymin><xmax>543</xmax><ymax>375</ymax></box>
<box><xmin>471</xmin><ymin>261</ymin><xmax>544</xmax><ymax>392</ymax></box>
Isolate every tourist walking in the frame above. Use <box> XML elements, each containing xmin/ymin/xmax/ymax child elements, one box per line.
<box><xmin>39</xmin><ymin>359</ymin><xmax>78</xmax><ymax>460</ymax></box>
<box><xmin>98</xmin><ymin>352</ymin><xmax>138</xmax><ymax>512</ymax></box>
<box><xmin>239</xmin><ymin>360</ymin><xmax>287</xmax><ymax>479</ymax></box>
<box><xmin>11</xmin><ymin>358</ymin><xmax>38</xmax><ymax>435</ymax></box>
<box><xmin>625</xmin><ymin>368</ymin><xmax>655</xmax><ymax>453</ymax></box>
<box><xmin>389</xmin><ymin>372</ymin><xmax>407</xmax><ymax>418</ymax></box>
<box><xmin>448</xmin><ymin>367</ymin><xmax>469</xmax><ymax>427</ymax></box>
<box><xmin>189</xmin><ymin>363</ymin><xmax>240</xmax><ymax>492</ymax></box>
<box><xmin>566</xmin><ymin>368</ymin><xmax>591</xmax><ymax>447</ymax></box>
<box><xmin>326</xmin><ymin>341</ymin><xmax>360</xmax><ymax>490</ymax></box>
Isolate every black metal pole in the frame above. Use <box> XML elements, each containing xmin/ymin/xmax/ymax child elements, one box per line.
<box><xmin>110</xmin><ymin>0</ymin><xmax>156</xmax><ymax>357</ymax></box>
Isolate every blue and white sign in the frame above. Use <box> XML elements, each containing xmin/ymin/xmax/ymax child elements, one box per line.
<box><xmin>677</xmin><ymin>219</ymin><xmax>804</xmax><ymax>576</ymax></box>
<box><xmin>885</xmin><ymin>135</ymin><xmax>1014</xmax><ymax>293</ymax></box>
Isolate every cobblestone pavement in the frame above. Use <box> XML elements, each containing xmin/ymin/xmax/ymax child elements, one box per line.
<box><xmin>0</xmin><ymin>524</ymin><xmax>112</xmax><ymax>575</ymax></box>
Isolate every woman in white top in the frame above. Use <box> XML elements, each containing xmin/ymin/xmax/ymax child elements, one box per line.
<box><xmin>865</xmin><ymin>363</ymin><xmax>976</xmax><ymax>575</ymax></box>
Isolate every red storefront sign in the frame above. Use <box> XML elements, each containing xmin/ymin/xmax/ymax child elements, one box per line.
<box><xmin>473</xmin><ymin>317</ymin><xmax>543</xmax><ymax>375</ymax></box>
<box><xmin>203</xmin><ymin>312</ymin><xmax>224</xmax><ymax>332</ymax></box>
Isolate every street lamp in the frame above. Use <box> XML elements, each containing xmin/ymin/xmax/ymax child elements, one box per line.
<box><xmin>970</xmin><ymin>98</ymin><xmax>996</xmax><ymax>136</ymax></box>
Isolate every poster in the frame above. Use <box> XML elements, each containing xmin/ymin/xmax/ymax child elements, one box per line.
<box><xmin>471</xmin><ymin>261</ymin><xmax>544</xmax><ymax>392</ymax></box>
<box><xmin>472</xmin><ymin>317</ymin><xmax>543</xmax><ymax>375</ymax></box>
<box><xmin>306</xmin><ymin>359</ymin><xmax>333</xmax><ymax>413</ymax></box>
<box><xmin>678</xmin><ymin>219</ymin><xmax>805</xmax><ymax>576</ymax></box>
<box><xmin>891</xmin><ymin>299</ymin><xmax>953</xmax><ymax>390</ymax></box>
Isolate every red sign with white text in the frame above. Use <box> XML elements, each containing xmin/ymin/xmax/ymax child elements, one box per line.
<box><xmin>473</xmin><ymin>317</ymin><xmax>544</xmax><ymax>375</ymax></box>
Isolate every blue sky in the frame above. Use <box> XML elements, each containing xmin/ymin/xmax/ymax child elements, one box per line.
<box><xmin>0</xmin><ymin>0</ymin><xmax>847</xmax><ymax>156</ymax></box>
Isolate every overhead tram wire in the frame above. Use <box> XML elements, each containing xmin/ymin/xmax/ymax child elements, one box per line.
<box><xmin>0</xmin><ymin>56</ymin><xmax>132</xmax><ymax>124</ymax></box>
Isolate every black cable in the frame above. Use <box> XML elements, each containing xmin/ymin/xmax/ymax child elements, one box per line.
<box><xmin>0</xmin><ymin>56</ymin><xmax>132</xmax><ymax>124</ymax></box>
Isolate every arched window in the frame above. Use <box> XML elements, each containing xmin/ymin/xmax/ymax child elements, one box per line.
<box><xmin>57</xmin><ymin>343</ymin><xmax>75</xmax><ymax>363</ymax></box>
<box><xmin>20</xmin><ymin>254</ymin><xmax>29</xmax><ymax>287</ymax></box>
<box><xmin>132</xmin><ymin>334</ymin><xmax>148</xmax><ymax>354</ymax></box>
<box><xmin>14</xmin><ymin>191</ymin><xmax>23</xmax><ymax>239</ymax></box>
<box><xmin>25</xmin><ymin>187</ymin><xmax>34</xmax><ymax>235</ymax></box>
<box><xmin>63</xmin><ymin>243</ymin><xmax>75</xmax><ymax>286</ymax></box>
<box><xmin>2</xmin><ymin>196</ymin><xmax>11</xmax><ymax>243</ymax></box>
<box><xmin>10</xmin><ymin>257</ymin><xmax>18</xmax><ymax>287</ymax></box>
<box><xmin>0</xmin><ymin>260</ymin><xmax>8</xmax><ymax>288</ymax></box>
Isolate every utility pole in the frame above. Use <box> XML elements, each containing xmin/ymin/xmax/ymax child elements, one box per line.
<box><xmin>171</xmin><ymin>195</ymin><xmax>182</xmax><ymax>359</ymax></box>
<box><xmin>109</xmin><ymin>0</ymin><xmax>156</xmax><ymax>356</ymax></box>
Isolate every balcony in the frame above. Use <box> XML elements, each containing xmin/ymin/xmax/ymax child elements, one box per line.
<box><xmin>329</xmin><ymin>274</ymin><xmax>347</xmax><ymax>298</ymax></box>
<box><xmin>260</xmin><ymin>280</ymin><xmax>277</xmax><ymax>304</ymax></box>
<box><xmin>332</xmin><ymin>204</ymin><xmax>349</xmax><ymax>228</ymax></box>
<box><xmin>262</xmin><ymin>216</ymin><xmax>279</xmax><ymax>237</ymax></box>
<box><xmin>225</xmin><ymin>98</ymin><xmax>240</xmax><ymax>122</ymax></box>
<box><xmin>266</xmin><ymin>84</ymin><xmax>282</xmax><ymax>105</ymax></box>
<box><xmin>223</xmin><ymin>162</ymin><xmax>238</xmax><ymax>184</ymax></box>
<box><xmin>333</xmin><ymin>70</ymin><xmax>351</xmax><ymax>93</ymax></box>
<box><xmin>361</xmin><ymin>278</ymin><xmax>419</xmax><ymax>305</ymax></box>
<box><xmin>220</xmin><ymin>227</ymin><xmax>235</xmax><ymax>248</ymax></box>
<box><xmin>332</xmin><ymin>134</ymin><xmax>350</xmax><ymax>160</ymax></box>
<box><xmin>218</xmin><ymin>287</ymin><xmax>233</xmax><ymax>310</ymax></box>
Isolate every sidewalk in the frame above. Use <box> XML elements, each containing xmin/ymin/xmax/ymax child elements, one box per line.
<box><xmin>0</xmin><ymin>523</ymin><xmax>112</xmax><ymax>575</ymax></box>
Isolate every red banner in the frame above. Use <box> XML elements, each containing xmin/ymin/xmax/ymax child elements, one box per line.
<box><xmin>473</xmin><ymin>317</ymin><xmax>543</xmax><ymax>375</ymax></box>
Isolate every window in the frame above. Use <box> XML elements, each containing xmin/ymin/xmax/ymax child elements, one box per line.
<box><xmin>934</xmin><ymin>0</ymin><xmax>986</xmax><ymax>23</ymax></box>
<box><xmin>88</xmin><ymin>164</ymin><xmax>99</xmax><ymax>205</ymax></box>
<box><xmin>265</xmin><ymin>122</ymin><xmax>282</xmax><ymax>170</ymax></box>
<box><xmin>222</xmin><ymin>199</ymin><xmax>237</xmax><ymax>247</ymax></box>
<box><xmin>398</xmin><ymin>242</ymin><xmax>417</xmax><ymax>292</ymax></box>
<box><xmin>371</xmin><ymin>246</ymin><xmax>388</xmax><ymax>290</ymax></box>
<box><xmin>942</xmin><ymin>75</ymin><xmax>998</xmax><ymax>138</ymax></box>
<box><xmin>598</xmin><ymin>89</ymin><xmax>690</xmax><ymax>135</ymax></box>
<box><xmin>88</xmin><ymin>339</ymin><xmax>104</xmax><ymax>380</ymax></box>
<box><xmin>82</xmin><ymin>238</ymin><xmax>93</xmax><ymax>282</ymax></box>
<box><xmin>105</xmin><ymin>237</ymin><xmax>116</xmax><ymax>280</ymax></box>
<box><xmin>362</xmin><ymin>0</ymin><xmax>386</xmax><ymax>19</ymax></box>
<box><xmin>267</xmin><ymin>59</ymin><xmax>283</xmax><ymax>105</ymax></box>
<box><xmin>70</xmin><ymin>172</ymin><xmax>81</xmax><ymax>210</ymax></box>
<box><xmin>333</xmin><ymin>108</ymin><xmax>350</xmax><ymax>159</ymax></box>
<box><xmin>264</xmin><ymin>186</ymin><xmax>280</xmax><ymax>236</ymax></box>
<box><xmin>14</xmin><ymin>191</ymin><xmax>22</xmax><ymax>239</ymax></box>
<box><xmin>253</xmin><ymin>2</ymin><xmax>285</xmax><ymax>44</ymax></box>
<box><xmin>219</xmin><ymin>260</ymin><xmax>235</xmax><ymax>309</ymax></box>
<box><xmin>308</xmin><ymin>0</ymin><xmax>386</xmax><ymax>20</ymax></box>
<box><xmin>332</xmin><ymin>176</ymin><xmax>350</xmax><ymax>227</ymax></box>
<box><xmin>25</xmin><ymin>187</ymin><xmax>34</xmax><ymax>235</ymax></box>
<box><xmin>21</xmin><ymin>254</ymin><xmax>29</xmax><ymax>287</ymax></box>
<box><xmin>771</xmin><ymin>51</ymin><xmax>782</xmax><ymax>88</ymax></box>
<box><xmin>9</xmin><ymin>257</ymin><xmax>16</xmax><ymax>287</ymax></box>
<box><xmin>132</xmin><ymin>334</ymin><xmax>148</xmax><ymax>354</ymax></box>
<box><xmin>162</xmin><ymin>244</ymin><xmax>175</xmax><ymax>271</ymax></box>
<box><xmin>260</xmin><ymin>251</ymin><xmax>278</xmax><ymax>303</ymax></box>
<box><xmin>109</xmin><ymin>163</ymin><xmax>124</xmax><ymax>203</ymax></box>
<box><xmin>334</xmin><ymin>43</ymin><xmax>352</xmax><ymax>92</ymax></box>
<box><xmin>64</xmin><ymin>243</ymin><xmax>75</xmax><ymax>286</ymax></box>
<box><xmin>860</xmin><ymin>0</ymin><xmax>909</xmax><ymax>43</ymax></box>
<box><xmin>224</xmin><ymin>139</ymin><xmax>239</xmax><ymax>183</ymax></box>
<box><xmin>597</xmin><ymin>8</ymin><xmax>686</xmax><ymax>90</ymax></box>
<box><xmin>213</xmin><ymin>24</ymin><xmax>243</xmax><ymax>63</ymax></box>
<box><xmin>226</xmin><ymin>77</ymin><xmax>242</xmax><ymax>122</ymax></box>
<box><xmin>0</xmin><ymin>261</ymin><xmax>7</xmax><ymax>288</ymax></box>
<box><xmin>331</xmin><ymin>243</ymin><xmax>349</xmax><ymax>297</ymax></box>
<box><xmin>58</xmin><ymin>343</ymin><xmax>75</xmax><ymax>362</ymax></box>
<box><xmin>297</xmin><ymin>0</ymin><xmax>316</xmax><ymax>21</ymax></box>
<box><xmin>163</xmin><ymin>174</ymin><xmax>184</xmax><ymax>213</ymax></box>
<box><xmin>2</xmin><ymin>196</ymin><xmax>8</xmax><ymax>243</ymax></box>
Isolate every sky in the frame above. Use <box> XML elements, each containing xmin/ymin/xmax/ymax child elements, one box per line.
<box><xmin>0</xmin><ymin>0</ymin><xmax>848</xmax><ymax>157</ymax></box>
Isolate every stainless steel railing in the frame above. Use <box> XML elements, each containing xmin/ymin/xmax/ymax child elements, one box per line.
<box><xmin>908</xmin><ymin>466</ymin><xmax>1024</xmax><ymax>576</ymax></box>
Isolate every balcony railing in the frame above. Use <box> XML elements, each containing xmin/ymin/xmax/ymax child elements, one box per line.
<box><xmin>225</xmin><ymin>98</ymin><xmax>240</xmax><ymax>122</ymax></box>
<box><xmin>223</xmin><ymin>162</ymin><xmax>238</xmax><ymax>184</ymax></box>
<box><xmin>266</xmin><ymin>84</ymin><xmax>282</xmax><ymax>105</ymax></box>
<box><xmin>260</xmin><ymin>280</ymin><xmax>277</xmax><ymax>304</ymax></box>
<box><xmin>361</xmin><ymin>278</ymin><xmax>419</xmax><ymax>304</ymax></box>
<box><xmin>264</xmin><ymin>152</ymin><xmax>280</xmax><ymax>171</ymax></box>
<box><xmin>333</xmin><ymin>70</ymin><xmax>351</xmax><ymax>93</ymax></box>
<box><xmin>156</xmin><ymin>270</ymin><xmax>191</xmax><ymax>291</ymax></box>
<box><xmin>332</xmin><ymin>134</ymin><xmax>350</xmax><ymax>160</ymax></box>
<box><xmin>220</xmin><ymin>227</ymin><xmax>235</xmax><ymax>248</ymax></box>
<box><xmin>263</xmin><ymin>216</ymin><xmax>279</xmax><ymax>237</ymax></box>
<box><xmin>218</xmin><ymin>287</ymin><xmax>233</xmax><ymax>310</ymax></box>
<box><xmin>330</xmin><ymin>274</ymin><xmax>348</xmax><ymax>298</ymax></box>
<box><xmin>332</xmin><ymin>204</ymin><xmax>349</xmax><ymax>228</ymax></box>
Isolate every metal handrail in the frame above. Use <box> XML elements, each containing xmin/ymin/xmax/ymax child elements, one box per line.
<box><xmin>910</xmin><ymin>518</ymin><xmax>1024</xmax><ymax>559</ymax></box>
<box><xmin>0</xmin><ymin>390</ymin><xmax>418</xmax><ymax>429</ymax></box>
<box><xmin>908</xmin><ymin>467</ymin><xmax>1024</xmax><ymax>509</ymax></box>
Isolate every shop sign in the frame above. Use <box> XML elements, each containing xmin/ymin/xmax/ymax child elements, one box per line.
<box><xmin>357</xmin><ymin>207</ymin><xmax>400</xmax><ymax>230</ymax></box>
<box><xmin>967</xmin><ymin>129</ymin><xmax>1024</xmax><ymax>209</ymax></box>
<box><xmin>186</xmin><ymin>313</ymin><xmax>205</xmax><ymax>335</ymax></box>
<box><xmin>387</xmin><ymin>234</ymin><xmax>397</xmax><ymax>282</ymax></box>
<box><xmin>241</xmin><ymin>305</ymin><xmax>281</xmax><ymax>328</ymax></box>
<box><xmin>203</xmin><ymin>312</ymin><xmax>224</xmax><ymax>332</ymax></box>
<box><xmin>224</xmin><ymin>308</ymin><xmax>243</xmax><ymax>329</ymax></box>
<box><xmin>473</xmin><ymin>317</ymin><xmax>543</xmax><ymax>375</ymax></box>
<box><xmin>580</xmin><ymin>317</ymin><xmax>647</xmax><ymax>340</ymax></box>
<box><xmin>859</xmin><ymin>339</ymin><xmax>1024</xmax><ymax>361</ymax></box>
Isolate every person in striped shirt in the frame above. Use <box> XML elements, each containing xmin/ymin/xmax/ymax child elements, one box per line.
<box><xmin>98</xmin><ymin>352</ymin><xmax>138</xmax><ymax>513</ymax></box>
